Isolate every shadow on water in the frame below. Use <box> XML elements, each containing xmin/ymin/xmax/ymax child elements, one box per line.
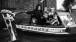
<box><xmin>16</xmin><ymin>29</ymin><xmax>76</xmax><ymax>42</ymax></box>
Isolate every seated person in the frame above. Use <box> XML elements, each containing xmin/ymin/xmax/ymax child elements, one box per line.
<box><xmin>48</xmin><ymin>8</ymin><xmax>60</xmax><ymax>25</ymax></box>
<box><xmin>26</xmin><ymin>4</ymin><xmax>46</xmax><ymax>25</ymax></box>
<box><xmin>43</xmin><ymin>7</ymin><xmax>49</xmax><ymax>18</ymax></box>
<box><xmin>43</xmin><ymin>7</ymin><xmax>49</xmax><ymax>23</ymax></box>
<box><xmin>51</xmin><ymin>13</ymin><xmax>60</xmax><ymax>25</ymax></box>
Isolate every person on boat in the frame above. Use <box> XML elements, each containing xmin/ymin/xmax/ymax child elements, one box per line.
<box><xmin>26</xmin><ymin>4</ymin><xmax>46</xmax><ymax>25</ymax></box>
<box><xmin>48</xmin><ymin>8</ymin><xmax>61</xmax><ymax>25</ymax></box>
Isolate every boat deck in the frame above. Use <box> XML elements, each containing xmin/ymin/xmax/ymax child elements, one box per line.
<box><xmin>17</xmin><ymin>23</ymin><xmax>65</xmax><ymax>28</ymax></box>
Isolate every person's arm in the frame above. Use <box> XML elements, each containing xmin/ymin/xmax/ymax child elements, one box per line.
<box><xmin>25</xmin><ymin>11</ymin><xmax>33</xmax><ymax>14</ymax></box>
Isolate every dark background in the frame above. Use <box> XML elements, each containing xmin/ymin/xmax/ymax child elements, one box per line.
<box><xmin>0</xmin><ymin>0</ymin><xmax>56</xmax><ymax>11</ymax></box>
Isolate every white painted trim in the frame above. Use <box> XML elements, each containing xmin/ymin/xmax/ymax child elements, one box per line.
<box><xmin>16</xmin><ymin>25</ymin><xmax>67</xmax><ymax>34</ymax></box>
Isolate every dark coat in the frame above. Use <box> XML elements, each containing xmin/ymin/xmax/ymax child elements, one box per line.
<box><xmin>27</xmin><ymin>10</ymin><xmax>46</xmax><ymax>25</ymax></box>
<box><xmin>26</xmin><ymin>4</ymin><xmax>47</xmax><ymax>25</ymax></box>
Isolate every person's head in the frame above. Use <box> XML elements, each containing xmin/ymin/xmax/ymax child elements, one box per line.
<box><xmin>35</xmin><ymin>4</ymin><xmax>42</xmax><ymax>11</ymax></box>
<box><xmin>49</xmin><ymin>7</ymin><xmax>51</xmax><ymax>12</ymax></box>
<box><xmin>67</xmin><ymin>15</ymin><xmax>71</xmax><ymax>18</ymax></box>
<box><xmin>38</xmin><ymin>6</ymin><xmax>41</xmax><ymax>10</ymax></box>
<box><xmin>51</xmin><ymin>8</ymin><xmax>55</xmax><ymax>13</ymax></box>
<box><xmin>44</xmin><ymin>7</ymin><xmax>48</xmax><ymax>12</ymax></box>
